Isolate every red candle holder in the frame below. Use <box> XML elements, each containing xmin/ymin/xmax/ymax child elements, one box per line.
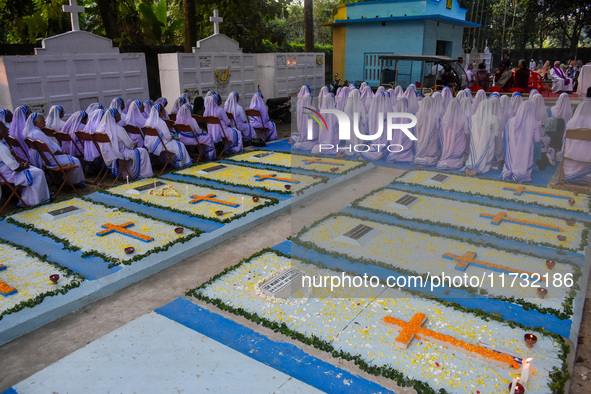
<box><xmin>566</xmin><ymin>218</ymin><xmax>576</xmax><ymax>227</ymax></box>
<box><xmin>284</xmin><ymin>185</ymin><xmax>291</xmax><ymax>190</ymax></box>
<box><xmin>557</xmin><ymin>235</ymin><xmax>567</xmax><ymax>242</ymax></box>
<box><xmin>174</xmin><ymin>227</ymin><xmax>184</xmax><ymax>234</ymax></box>
<box><xmin>569</xmin><ymin>198</ymin><xmax>575</xmax><ymax>206</ymax></box>
<box><xmin>537</xmin><ymin>288</ymin><xmax>548</xmax><ymax>299</ymax></box>
<box><xmin>124</xmin><ymin>247</ymin><xmax>135</xmax><ymax>255</ymax></box>
<box><xmin>524</xmin><ymin>333</ymin><xmax>538</xmax><ymax>348</ymax></box>
<box><xmin>49</xmin><ymin>274</ymin><xmax>59</xmax><ymax>284</ymax></box>
<box><xmin>508</xmin><ymin>381</ymin><xmax>525</xmax><ymax>394</ymax></box>
<box><xmin>545</xmin><ymin>259</ymin><xmax>555</xmax><ymax>269</ymax></box>
<box><xmin>215</xmin><ymin>210</ymin><xmax>224</xmax><ymax>216</ymax></box>
<box><xmin>252</xmin><ymin>196</ymin><xmax>260</xmax><ymax>202</ymax></box>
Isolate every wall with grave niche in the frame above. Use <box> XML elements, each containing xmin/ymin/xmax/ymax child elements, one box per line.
<box><xmin>256</xmin><ymin>53</ymin><xmax>325</xmax><ymax>99</ymax></box>
<box><xmin>158</xmin><ymin>34</ymin><xmax>257</xmax><ymax>110</ymax></box>
<box><xmin>0</xmin><ymin>31</ymin><xmax>149</xmax><ymax>115</ymax></box>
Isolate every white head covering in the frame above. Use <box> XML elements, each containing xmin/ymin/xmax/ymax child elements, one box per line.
<box><xmin>367</xmin><ymin>92</ymin><xmax>388</xmax><ymax>143</ymax></box>
<box><xmin>85</xmin><ymin>103</ymin><xmax>103</xmax><ymax>114</ymax></box>
<box><xmin>124</xmin><ymin>99</ymin><xmax>134</xmax><ymax>115</ymax></box>
<box><xmin>61</xmin><ymin>110</ymin><xmax>87</xmax><ymax>139</ymax></box>
<box><xmin>125</xmin><ymin>100</ymin><xmax>146</xmax><ymax>128</ymax></box>
<box><xmin>336</xmin><ymin>86</ymin><xmax>350</xmax><ymax>112</ymax></box>
<box><xmin>442</xmin><ymin>98</ymin><xmax>467</xmax><ymax>131</ymax></box>
<box><xmin>295</xmin><ymin>93</ymin><xmax>318</xmax><ymax>143</ymax></box>
<box><xmin>85</xmin><ymin>109</ymin><xmax>105</xmax><ymax>133</ymax></box>
<box><xmin>455</xmin><ymin>90</ymin><xmax>468</xmax><ymax>101</ymax></box>
<box><xmin>472</xmin><ymin>89</ymin><xmax>487</xmax><ymax>112</ymax></box>
<box><xmin>392</xmin><ymin>85</ymin><xmax>404</xmax><ymax>98</ymax></box>
<box><xmin>499</xmin><ymin>95</ymin><xmax>513</xmax><ymax>122</ymax></box>
<box><xmin>45</xmin><ymin>105</ymin><xmax>65</xmax><ymax>131</ymax></box>
<box><xmin>416</xmin><ymin>96</ymin><xmax>439</xmax><ymax>140</ymax></box>
<box><xmin>22</xmin><ymin>112</ymin><xmax>41</xmax><ymax>140</ymax></box>
<box><xmin>532</xmin><ymin>94</ymin><xmax>548</xmax><ymax>122</ymax></box>
<box><xmin>471</xmin><ymin>99</ymin><xmax>503</xmax><ymax>139</ymax></box>
<box><xmin>0</xmin><ymin>109</ymin><xmax>9</xmax><ymax>128</ymax></box>
<box><xmin>171</xmin><ymin>97</ymin><xmax>186</xmax><ymax>114</ymax></box>
<box><xmin>224</xmin><ymin>91</ymin><xmax>240</xmax><ymax>117</ymax></box>
<box><xmin>566</xmin><ymin>100</ymin><xmax>591</xmax><ymax>129</ymax></box>
<box><xmin>441</xmin><ymin>86</ymin><xmax>453</xmax><ymax>109</ymax></box>
<box><xmin>510</xmin><ymin>93</ymin><xmax>523</xmax><ymax>117</ymax></box>
<box><xmin>403</xmin><ymin>84</ymin><xmax>419</xmax><ymax>113</ymax></box>
<box><xmin>319</xmin><ymin>93</ymin><xmax>338</xmax><ymax>140</ymax></box>
<box><xmin>550</xmin><ymin>93</ymin><xmax>573</xmax><ymax>122</ymax></box>
<box><xmin>176</xmin><ymin>103</ymin><xmax>201</xmax><ymax>133</ymax></box>
<box><xmin>96</xmin><ymin>108</ymin><xmax>124</xmax><ymax>167</ymax></box>
<box><xmin>204</xmin><ymin>96</ymin><xmax>217</xmax><ymax>117</ymax></box>
<box><xmin>344</xmin><ymin>89</ymin><xmax>368</xmax><ymax>137</ymax></box>
<box><xmin>360</xmin><ymin>85</ymin><xmax>374</xmax><ymax>113</ymax></box>
<box><xmin>154</xmin><ymin>97</ymin><xmax>168</xmax><ymax>108</ymax></box>
<box><xmin>9</xmin><ymin>105</ymin><xmax>29</xmax><ymax>149</ymax></box>
<box><xmin>529</xmin><ymin>89</ymin><xmax>540</xmax><ymax>99</ymax></box>
<box><xmin>431</xmin><ymin>92</ymin><xmax>446</xmax><ymax>117</ymax></box>
<box><xmin>249</xmin><ymin>93</ymin><xmax>271</xmax><ymax>123</ymax></box>
<box><xmin>298</xmin><ymin>85</ymin><xmax>312</xmax><ymax>98</ymax></box>
<box><xmin>460</xmin><ymin>97</ymin><xmax>474</xmax><ymax>118</ymax></box>
<box><xmin>318</xmin><ymin>86</ymin><xmax>329</xmax><ymax>103</ymax></box>
<box><xmin>109</xmin><ymin>97</ymin><xmax>124</xmax><ymax>112</ymax></box>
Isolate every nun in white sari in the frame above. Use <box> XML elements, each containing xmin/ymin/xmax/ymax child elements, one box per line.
<box><xmin>464</xmin><ymin>100</ymin><xmax>503</xmax><ymax>176</ymax></box>
<box><xmin>109</xmin><ymin>98</ymin><xmax>126</xmax><ymax>124</ymax></box>
<box><xmin>413</xmin><ymin>96</ymin><xmax>440</xmax><ymax>166</ymax></box>
<box><xmin>312</xmin><ymin>93</ymin><xmax>339</xmax><ymax>155</ymax></box>
<box><xmin>176</xmin><ymin>104</ymin><xmax>216</xmax><ymax>161</ymax></box>
<box><xmin>532</xmin><ymin>94</ymin><xmax>555</xmax><ymax>166</ymax></box>
<box><xmin>561</xmin><ymin>100</ymin><xmax>591</xmax><ymax>183</ymax></box>
<box><xmin>0</xmin><ymin>108</ymin><xmax>11</xmax><ymax>129</ymax></box>
<box><xmin>437</xmin><ymin>99</ymin><xmax>469</xmax><ymax>170</ymax></box>
<box><xmin>46</xmin><ymin>105</ymin><xmax>66</xmax><ymax>131</ymax></box>
<box><xmin>83</xmin><ymin>109</ymin><xmax>105</xmax><ymax>163</ymax></box>
<box><xmin>403</xmin><ymin>84</ymin><xmax>419</xmax><ymax>114</ymax></box>
<box><xmin>23</xmin><ymin>113</ymin><xmax>85</xmax><ymax>186</ymax></box>
<box><xmin>204</xmin><ymin>94</ymin><xmax>243</xmax><ymax>154</ymax></box>
<box><xmin>386</xmin><ymin>98</ymin><xmax>415</xmax><ymax>163</ymax></box>
<box><xmin>472</xmin><ymin>89</ymin><xmax>487</xmax><ymax>112</ymax></box>
<box><xmin>60</xmin><ymin>110</ymin><xmax>87</xmax><ymax>156</ymax></box>
<box><xmin>510</xmin><ymin>92</ymin><xmax>523</xmax><ymax>117</ymax></box>
<box><xmin>144</xmin><ymin>105</ymin><xmax>192</xmax><ymax>168</ymax></box>
<box><xmin>359</xmin><ymin>92</ymin><xmax>389</xmax><ymax>161</ymax></box>
<box><xmin>292</xmin><ymin>93</ymin><xmax>319</xmax><ymax>151</ymax></box>
<box><xmin>550</xmin><ymin>93</ymin><xmax>573</xmax><ymax>122</ymax></box>
<box><xmin>341</xmin><ymin>89</ymin><xmax>368</xmax><ymax>158</ymax></box>
<box><xmin>501</xmin><ymin>101</ymin><xmax>541</xmax><ymax>183</ymax></box>
<box><xmin>96</xmin><ymin>108</ymin><xmax>153</xmax><ymax>179</ymax></box>
<box><xmin>224</xmin><ymin>92</ymin><xmax>257</xmax><ymax>143</ymax></box>
<box><xmin>125</xmin><ymin>100</ymin><xmax>147</xmax><ymax>147</ymax></box>
<box><xmin>8</xmin><ymin>105</ymin><xmax>30</xmax><ymax>160</ymax></box>
<box><xmin>0</xmin><ymin>122</ymin><xmax>50</xmax><ymax>206</ymax></box>
<box><xmin>360</xmin><ymin>85</ymin><xmax>374</xmax><ymax>113</ymax></box>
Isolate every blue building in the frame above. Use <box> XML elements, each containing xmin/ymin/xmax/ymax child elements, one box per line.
<box><xmin>329</xmin><ymin>0</ymin><xmax>479</xmax><ymax>86</ymax></box>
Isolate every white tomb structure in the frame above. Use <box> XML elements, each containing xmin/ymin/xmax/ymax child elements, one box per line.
<box><xmin>158</xmin><ymin>10</ymin><xmax>325</xmax><ymax>110</ymax></box>
<box><xmin>0</xmin><ymin>0</ymin><xmax>149</xmax><ymax>114</ymax></box>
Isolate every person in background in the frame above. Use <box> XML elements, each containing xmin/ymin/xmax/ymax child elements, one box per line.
<box><xmin>514</xmin><ymin>59</ymin><xmax>530</xmax><ymax>91</ymax></box>
<box><xmin>465</xmin><ymin>62</ymin><xmax>475</xmax><ymax>87</ymax></box>
<box><xmin>529</xmin><ymin>59</ymin><xmax>537</xmax><ymax>71</ymax></box>
<box><xmin>475</xmin><ymin>63</ymin><xmax>490</xmax><ymax>90</ymax></box>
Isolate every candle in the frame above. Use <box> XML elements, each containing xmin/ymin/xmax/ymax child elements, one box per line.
<box><xmin>509</xmin><ymin>377</ymin><xmax>519</xmax><ymax>394</ymax></box>
<box><xmin>154</xmin><ymin>179</ymin><xmax>156</xmax><ymax>189</ymax></box>
<box><xmin>126</xmin><ymin>175</ymin><xmax>129</xmax><ymax>185</ymax></box>
<box><xmin>241</xmin><ymin>197</ymin><xmax>244</xmax><ymax>213</ymax></box>
<box><xmin>521</xmin><ymin>358</ymin><xmax>532</xmax><ymax>386</ymax></box>
<box><xmin>186</xmin><ymin>185</ymin><xmax>189</xmax><ymax>196</ymax></box>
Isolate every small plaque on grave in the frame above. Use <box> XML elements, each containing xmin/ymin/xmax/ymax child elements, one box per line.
<box><xmin>253</xmin><ymin>152</ymin><xmax>273</xmax><ymax>159</ymax></box>
<box><xmin>426</xmin><ymin>173</ymin><xmax>449</xmax><ymax>184</ymax></box>
<box><xmin>200</xmin><ymin>57</ymin><xmax>212</xmax><ymax>68</ymax></box>
<box><xmin>127</xmin><ymin>181</ymin><xmax>167</xmax><ymax>194</ymax></box>
<box><xmin>45</xmin><ymin>205</ymin><xmax>83</xmax><ymax>220</ymax></box>
<box><xmin>202</xmin><ymin>164</ymin><xmax>227</xmax><ymax>173</ymax></box>
<box><xmin>259</xmin><ymin>269</ymin><xmax>303</xmax><ymax>299</ymax></box>
<box><xmin>230</xmin><ymin>56</ymin><xmax>241</xmax><ymax>66</ymax></box>
<box><xmin>335</xmin><ymin>223</ymin><xmax>380</xmax><ymax>247</ymax></box>
<box><xmin>388</xmin><ymin>194</ymin><xmax>419</xmax><ymax>210</ymax></box>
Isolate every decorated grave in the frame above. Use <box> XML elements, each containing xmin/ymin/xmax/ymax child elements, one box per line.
<box><xmin>0</xmin><ymin>239</ymin><xmax>83</xmax><ymax>321</ymax></box>
<box><xmin>394</xmin><ymin>170</ymin><xmax>590</xmax><ymax>215</ymax></box>
<box><xmin>225</xmin><ymin>151</ymin><xmax>367</xmax><ymax>175</ymax></box>
<box><xmin>102</xmin><ymin>178</ymin><xmax>278</xmax><ymax>223</ymax></box>
<box><xmin>7</xmin><ymin>198</ymin><xmax>200</xmax><ymax>268</ymax></box>
<box><xmin>352</xmin><ymin>187</ymin><xmax>589</xmax><ymax>254</ymax></box>
<box><xmin>173</xmin><ymin>162</ymin><xmax>326</xmax><ymax>194</ymax></box>
<box><xmin>291</xmin><ymin>213</ymin><xmax>582</xmax><ymax>322</ymax></box>
<box><xmin>189</xmin><ymin>250</ymin><xmax>570</xmax><ymax>394</ymax></box>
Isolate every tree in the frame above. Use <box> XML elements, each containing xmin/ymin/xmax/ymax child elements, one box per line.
<box><xmin>183</xmin><ymin>0</ymin><xmax>196</xmax><ymax>52</ymax></box>
<box><xmin>95</xmin><ymin>0</ymin><xmax>120</xmax><ymax>41</ymax></box>
<box><xmin>544</xmin><ymin>0</ymin><xmax>591</xmax><ymax>52</ymax></box>
<box><xmin>304</xmin><ymin>0</ymin><xmax>314</xmax><ymax>51</ymax></box>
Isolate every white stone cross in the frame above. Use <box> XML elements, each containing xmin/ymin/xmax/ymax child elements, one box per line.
<box><xmin>210</xmin><ymin>9</ymin><xmax>223</xmax><ymax>35</ymax></box>
<box><xmin>63</xmin><ymin>0</ymin><xmax>85</xmax><ymax>32</ymax></box>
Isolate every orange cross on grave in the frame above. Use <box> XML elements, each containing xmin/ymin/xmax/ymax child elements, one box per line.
<box><xmin>383</xmin><ymin>313</ymin><xmax>520</xmax><ymax>369</ymax></box>
<box><xmin>480</xmin><ymin>212</ymin><xmax>564</xmax><ymax>232</ymax></box>
<box><xmin>443</xmin><ymin>251</ymin><xmax>546</xmax><ymax>282</ymax></box>
<box><xmin>254</xmin><ymin>174</ymin><xmax>300</xmax><ymax>184</ymax></box>
<box><xmin>189</xmin><ymin>194</ymin><xmax>239</xmax><ymax>208</ymax></box>
<box><xmin>96</xmin><ymin>222</ymin><xmax>154</xmax><ymax>243</ymax></box>
<box><xmin>0</xmin><ymin>280</ymin><xmax>17</xmax><ymax>296</ymax></box>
